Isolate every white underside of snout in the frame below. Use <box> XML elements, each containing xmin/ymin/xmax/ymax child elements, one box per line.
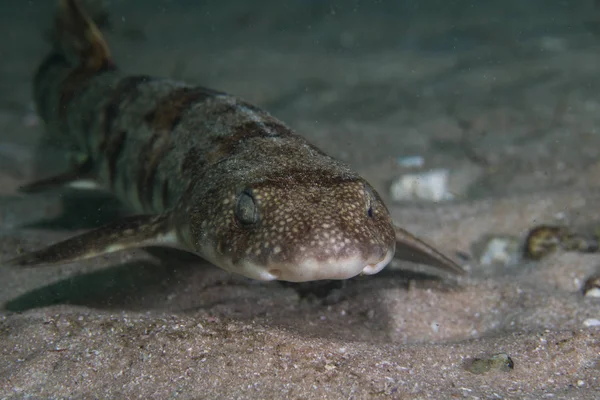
<box><xmin>236</xmin><ymin>248</ymin><xmax>396</xmax><ymax>282</ymax></box>
<box><xmin>199</xmin><ymin>242</ymin><xmax>395</xmax><ymax>282</ymax></box>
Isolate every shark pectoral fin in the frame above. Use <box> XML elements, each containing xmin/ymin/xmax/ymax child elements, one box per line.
<box><xmin>393</xmin><ymin>225</ymin><xmax>466</xmax><ymax>276</ymax></box>
<box><xmin>4</xmin><ymin>214</ymin><xmax>179</xmax><ymax>268</ymax></box>
<box><xmin>19</xmin><ymin>155</ymin><xmax>99</xmax><ymax>193</ymax></box>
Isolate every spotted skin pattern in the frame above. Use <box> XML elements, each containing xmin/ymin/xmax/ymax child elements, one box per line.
<box><xmin>5</xmin><ymin>0</ymin><xmax>465</xmax><ymax>282</ymax></box>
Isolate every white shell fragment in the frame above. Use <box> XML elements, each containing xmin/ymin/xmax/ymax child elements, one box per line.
<box><xmin>390</xmin><ymin>169</ymin><xmax>452</xmax><ymax>202</ymax></box>
<box><xmin>476</xmin><ymin>236</ymin><xmax>521</xmax><ymax>267</ymax></box>
<box><xmin>583</xmin><ymin>318</ymin><xmax>600</xmax><ymax>328</ymax></box>
<box><xmin>585</xmin><ymin>288</ymin><xmax>600</xmax><ymax>298</ymax></box>
<box><xmin>583</xmin><ymin>274</ymin><xmax>600</xmax><ymax>298</ymax></box>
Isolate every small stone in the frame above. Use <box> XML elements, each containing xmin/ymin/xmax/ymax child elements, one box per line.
<box><xmin>523</xmin><ymin>225</ymin><xmax>568</xmax><ymax>259</ymax></box>
<box><xmin>523</xmin><ymin>225</ymin><xmax>598</xmax><ymax>260</ymax></box>
<box><xmin>583</xmin><ymin>318</ymin><xmax>600</xmax><ymax>327</ymax></box>
<box><xmin>324</xmin><ymin>363</ymin><xmax>336</xmax><ymax>371</ymax></box>
<box><xmin>465</xmin><ymin>353</ymin><xmax>514</xmax><ymax>375</ymax></box>
<box><xmin>472</xmin><ymin>235</ymin><xmax>521</xmax><ymax>267</ymax></box>
<box><xmin>582</xmin><ymin>274</ymin><xmax>600</xmax><ymax>298</ymax></box>
<box><xmin>390</xmin><ymin>169</ymin><xmax>452</xmax><ymax>202</ymax></box>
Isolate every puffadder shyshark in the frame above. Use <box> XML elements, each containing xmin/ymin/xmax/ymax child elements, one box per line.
<box><xmin>5</xmin><ymin>0</ymin><xmax>466</xmax><ymax>282</ymax></box>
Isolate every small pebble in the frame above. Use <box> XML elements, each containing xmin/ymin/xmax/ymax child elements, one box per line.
<box><xmin>524</xmin><ymin>225</ymin><xmax>599</xmax><ymax>260</ymax></box>
<box><xmin>390</xmin><ymin>169</ymin><xmax>452</xmax><ymax>202</ymax></box>
<box><xmin>473</xmin><ymin>235</ymin><xmax>521</xmax><ymax>267</ymax></box>
<box><xmin>583</xmin><ymin>318</ymin><xmax>600</xmax><ymax>327</ymax></box>
<box><xmin>523</xmin><ymin>226</ymin><xmax>566</xmax><ymax>259</ymax></box>
<box><xmin>465</xmin><ymin>353</ymin><xmax>514</xmax><ymax>375</ymax></box>
<box><xmin>582</xmin><ymin>274</ymin><xmax>600</xmax><ymax>298</ymax></box>
<box><xmin>324</xmin><ymin>363</ymin><xmax>336</xmax><ymax>371</ymax></box>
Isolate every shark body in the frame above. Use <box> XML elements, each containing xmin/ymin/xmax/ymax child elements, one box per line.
<box><xmin>6</xmin><ymin>0</ymin><xmax>465</xmax><ymax>282</ymax></box>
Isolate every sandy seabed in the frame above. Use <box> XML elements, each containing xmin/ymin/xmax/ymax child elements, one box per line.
<box><xmin>0</xmin><ymin>0</ymin><xmax>599</xmax><ymax>398</ymax></box>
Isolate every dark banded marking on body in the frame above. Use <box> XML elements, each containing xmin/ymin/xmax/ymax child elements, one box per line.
<box><xmin>98</xmin><ymin>75</ymin><xmax>151</xmax><ymax>188</ymax></box>
<box><xmin>206</xmin><ymin>120</ymin><xmax>294</xmax><ymax>165</ymax></box>
<box><xmin>202</xmin><ymin>101</ymin><xmax>241</xmax><ymax>125</ymax></box>
<box><xmin>144</xmin><ymin>86</ymin><xmax>222</xmax><ymax>132</ymax></box>
<box><xmin>256</xmin><ymin>168</ymin><xmax>355</xmax><ymax>186</ymax></box>
<box><xmin>101</xmin><ymin>75</ymin><xmax>151</xmax><ymax>139</ymax></box>
<box><xmin>137</xmin><ymin>132</ymin><xmax>174</xmax><ymax>211</ymax></box>
<box><xmin>99</xmin><ymin>129</ymin><xmax>127</xmax><ymax>187</ymax></box>
<box><xmin>136</xmin><ymin>86</ymin><xmax>222</xmax><ymax>209</ymax></box>
<box><xmin>160</xmin><ymin>179</ymin><xmax>170</xmax><ymax>210</ymax></box>
<box><xmin>179</xmin><ymin>146</ymin><xmax>205</xmax><ymax>179</ymax></box>
<box><xmin>34</xmin><ymin>52</ymin><xmax>71</xmax><ymax>121</ymax></box>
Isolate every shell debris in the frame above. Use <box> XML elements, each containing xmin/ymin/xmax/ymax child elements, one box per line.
<box><xmin>390</xmin><ymin>169</ymin><xmax>452</xmax><ymax>202</ymax></box>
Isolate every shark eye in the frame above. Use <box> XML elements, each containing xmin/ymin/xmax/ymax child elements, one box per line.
<box><xmin>235</xmin><ymin>189</ymin><xmax>259</xmax><ymax>226</ymax></box>
<box><xmin>363</xmin><ymin>184</ymin><xmax>375</xmax><ymax>218</ymax></box>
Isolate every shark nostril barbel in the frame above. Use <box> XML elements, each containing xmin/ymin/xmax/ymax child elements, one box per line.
<box><xmin>268</xmin><ymin>269</ymin><xmax>282</xmax><ymax>279</ymax></box>
<box><xmin>360</xmin><ymin>249</ymin><xmax>395</xmax><ymax>275</ymax></box>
